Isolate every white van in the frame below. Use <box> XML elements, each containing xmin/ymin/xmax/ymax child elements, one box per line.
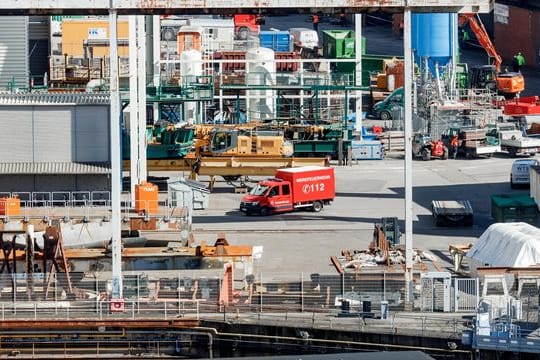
<box><xmin>289</xmin><ymin>28</ymin><xmax>319</xmax><ymax>50</ymax></box>
<box><xmin>510</xmin><ymin>158</ymin><xmax>540</xmax><ymax>188</ymax></box>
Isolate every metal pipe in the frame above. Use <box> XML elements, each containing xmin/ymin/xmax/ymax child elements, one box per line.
<box><xmin>213</xmin><ymin>329</ymin><xmax>473</xmax><ymax>355</ymax></box>
<box><xmin>0</xmin><ymin>329</ymin><xmax>125</xmax><ymax>337</ymax></box>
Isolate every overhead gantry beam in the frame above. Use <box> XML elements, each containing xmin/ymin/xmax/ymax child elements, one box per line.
<box><xmin>0</xmin><ymin>0</ymin><xmax>491</xmax><ymax>15</ymax></box>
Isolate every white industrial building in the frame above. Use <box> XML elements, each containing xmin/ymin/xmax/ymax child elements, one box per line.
<box><xmin>0</xmin><ymin>93</ymin><xmax>111</xmax><ymax>193</ymax></box>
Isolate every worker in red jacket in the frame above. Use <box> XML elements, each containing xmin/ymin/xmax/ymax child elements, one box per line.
<box><xmin>312</xmin><ymin>14</ymin><xmax>319</xmax><ymax>31</ymax></box>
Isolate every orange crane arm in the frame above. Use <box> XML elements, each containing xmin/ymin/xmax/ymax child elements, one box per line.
<box><xmin>459</xmin><ymin>14</ymin><xmax>502</xmax><ymax>72</ymax></box>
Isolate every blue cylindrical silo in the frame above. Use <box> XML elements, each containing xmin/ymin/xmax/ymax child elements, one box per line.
<box><xmin>412</xmin><ymin>13</ymin><xmax>456</xmax><ymax>75</ymax></box>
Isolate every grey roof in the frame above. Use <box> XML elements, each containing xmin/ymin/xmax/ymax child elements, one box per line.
<box><xmin>0</xmin><ymin>93</ymin><xmax>110</xmax><ymax>105</ymax></box>
<box><xmin>0</xmin><ymin>162</ymin><xmax>111</xmax><ymax>175</ymax></box>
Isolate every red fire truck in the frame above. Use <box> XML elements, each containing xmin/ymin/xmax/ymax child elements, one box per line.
<box><xmin>240</xmin><ymin>166</ymin><xmax>335</xmax><ymax>216</ymax></box>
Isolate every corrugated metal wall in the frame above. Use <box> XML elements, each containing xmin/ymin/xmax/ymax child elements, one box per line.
<box><xmin>0</xmin><ymin>176</ymin><xmax>33</xmax><ymax>192</ymax></box>
<box><xmin>0</xmin><ymin>17</ymin><xmax>28</xmax><ymax>90</ymax></box>
<box><xmin>35</xmin><ymin>175</ymin><xmax>76</xmax><ymax>191</ymax></box>
<box><xmin>34</xmin><ymin>107</ymin><xmax>74</xmax><ymax>162</ymax></box>
<box><xmin>0</xmin><ymin>104</ymin><xmax>109</xmax><ymax>163</ymax></box>
<box><xmin>76</xmin><ymin>175</ymin><xmax>110</xmax><ymax>192</ymax></box>
<box><xmin>0</xmin><ymin>175</ymin><xmax>109</xmax><ymax>193</ymax></box>
<box><xmin>75</xmin><ymin>106</ymin><xmax>110</xmax><ymax>162</ymax></box>
<box><xmin>0</xmin><ymin>106</ymin><xmax>34</xmax><ymax>162</ymax></box>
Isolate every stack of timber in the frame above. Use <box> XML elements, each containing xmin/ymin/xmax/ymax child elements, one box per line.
<box><xmin>376</xmin><ymin>131</ymin><xmax>404</xmax><ymax>152</ymax></box>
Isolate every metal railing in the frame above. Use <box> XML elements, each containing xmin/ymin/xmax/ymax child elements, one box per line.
<box><xmin>0</xmin><ymin>191</ymin><xmax>190</xmax><ymax>223</ymax></box>
<box><xmin>0</xmin><ymin>270</ymin><xmax>535</xmax><ymax>335</ymax></box>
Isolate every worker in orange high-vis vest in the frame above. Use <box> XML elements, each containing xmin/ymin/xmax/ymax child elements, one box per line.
<box><xmin>450</xmin><ymin>134</ymin><xmax>459</xmax><ymax>159</ymax></box>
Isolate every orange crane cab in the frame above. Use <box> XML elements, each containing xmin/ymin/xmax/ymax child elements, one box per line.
<box><xmin>459</xmin><ymin>13</ymin><xmax>524</xmax><ymax>97</ymax></box>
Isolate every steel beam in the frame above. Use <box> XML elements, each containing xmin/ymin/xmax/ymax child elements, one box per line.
<box><xmin>0</xmin><ymin>0</ymin><xmax>491</xmax><ymax>15</ymax></box>
<box><xmin>0</xmin><ymin>319</ymin><xmax>200</xmax><ymax>330</ymax></box>
<box><xmin>123</xmin><ymin>157</ymin><xmax>327</xmax><ymax>173</ymax></box>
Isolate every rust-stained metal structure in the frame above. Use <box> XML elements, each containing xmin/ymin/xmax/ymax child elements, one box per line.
<box><xmin>42</xmin><ymin>226</ymin><xmax>73</xmax><ymax>298</ymax></box>
<box><xmin>0</xmin><ymin>0</ymin><xmax>491</xmax><ymax>15</ymax></box>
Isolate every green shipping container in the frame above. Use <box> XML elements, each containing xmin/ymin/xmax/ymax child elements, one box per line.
<box><xmin>491</xmin><ymin>193</ymin><xmax>538</xmax><ymax>224</ymax></box>
<box><xmin>293</xmin><ymin>139</ymin><xmax>351</xmax><ymax>159</ymax></box>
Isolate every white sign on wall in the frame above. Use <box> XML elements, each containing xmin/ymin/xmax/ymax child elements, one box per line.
<box><xmin>88</xmin><ymin>27</ymin><xmax>107</xmax><ymax>39</ymax></box>
<box><xmin>494</xmin><ymin>3</ymin><xmax>509</xmax><ymax>25</ymax></box>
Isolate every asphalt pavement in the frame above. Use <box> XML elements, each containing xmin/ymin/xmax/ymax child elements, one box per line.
<box><xmin>189</xmin><ymin>154</ymin><xmax>536</xmax><ymax>278</ymax></box>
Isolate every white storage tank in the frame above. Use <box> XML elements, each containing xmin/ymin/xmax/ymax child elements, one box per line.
<box><xmin>180</xmin><ymin>49</ymin><xmax>203</xmax><ymax>124</ymax></box>
<box><xmin>246</xmin><ymin>47</ymin><xmax>276</xmax><ymax>121</ymax></box>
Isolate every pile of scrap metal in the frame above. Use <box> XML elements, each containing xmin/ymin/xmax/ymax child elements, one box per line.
<box><xmin>330</xmin><ymin>219</ymin><xmax>438</xmax><ymax>273</ymax></box>
<box><xmin>330</xmin><ymin>247</ymin><xmax>437</xmax><ymax>274</ymax></box>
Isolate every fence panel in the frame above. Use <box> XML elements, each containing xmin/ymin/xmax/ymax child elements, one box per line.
<box><xmin>453</xmin><ymin>277</ymin><xmax>479</xmax><ymax>312</ymax></box>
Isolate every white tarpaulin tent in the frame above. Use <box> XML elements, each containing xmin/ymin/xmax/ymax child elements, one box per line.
<box><xmin>467</xmin><ymin>222</ymin><xmax>540</xmax><ymax>274</ymax></box>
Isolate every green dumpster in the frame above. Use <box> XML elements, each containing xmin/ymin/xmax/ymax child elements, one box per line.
<box><xmin>491</xmin><ymin>193</ymin><xmax>538</xmax><ymax>223</ymax></box>
<box><xmin>322</xmin><ymin>30</ymin><xmax>402</xmax><ymax>85</ymax></box>
<box><xmin>322</xmin><ymin>30</ymin><xmax>364</xmax><ymax>59</ymax></box>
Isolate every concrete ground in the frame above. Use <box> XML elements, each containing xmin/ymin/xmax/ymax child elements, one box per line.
<box><xmin>186</xmin><ymin>153</ymin><xmax>535</xmax><ymax>278</ymax></box>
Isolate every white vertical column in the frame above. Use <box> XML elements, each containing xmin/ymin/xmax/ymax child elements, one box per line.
<box><xmin>109</xmin><ymin>9</ymin><xmax>123</xmax><ymax>300</ymax></box>
<box><xmin>355</xmin><ymin>14</ymin><xmax>362</xmax><ymax>134</ymax></box>
<box><xmin>153</xmin><ymin>15</ymin><xmax>161</xmax><ymax>122</ymax></box>
<box><xmin>403</xmin><ymin>9</ymin><xmax>414</xmax><ymax>305</ymax></box>
<box><xmin>137</xmin><ymin>15</ymin><xmax>147</xmax><ymax>182</ymax></box>
<box><xmin>450</xmin><ymin>13</ymin><xmax>458</xmax><ymax>98</ymax></box>
<box><xmin>129</xmin><ymin>15</ymin><xmax>140</xmax><ymax>202</ymax></box>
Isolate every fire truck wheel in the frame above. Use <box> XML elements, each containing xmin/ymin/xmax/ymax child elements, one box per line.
<box><xmin>312</xmin><ymin>201</ymin><xmax>323</xmax><ymax>212</ymax></box>
<box><xmin>237</xmin><ymin>27</ymin><xmax>249</xmax><ymax>40</ymax></box>
<box><xmin>259</xmin><ymin>207</ymin><xmax>270</xmax><ymax>216</ymax></box>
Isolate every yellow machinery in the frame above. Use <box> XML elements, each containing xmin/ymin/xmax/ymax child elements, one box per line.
<box><xmin>124</xmin><ymin>123</ymin><xmax>326</xmax><ymax>189</ymax></box>
<box><xmin>192</xmin><ymin>124</ymin><xmax>293</xmax><ymax>158</ymax></box>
